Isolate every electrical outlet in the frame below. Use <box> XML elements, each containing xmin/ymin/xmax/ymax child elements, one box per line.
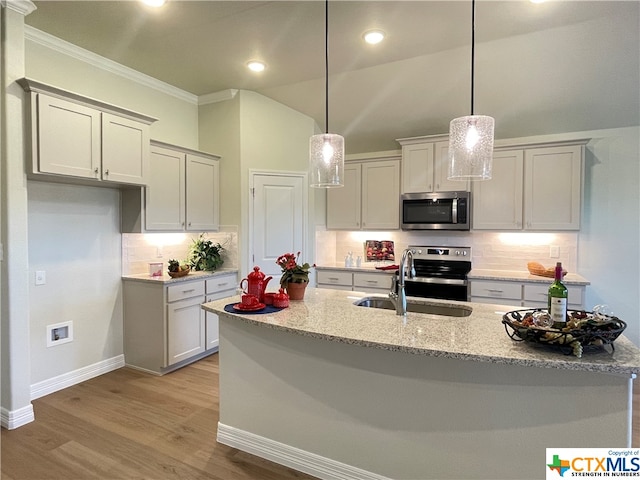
<box><xmin>550</xmin><ymin>246</ymin><xmax>560</xmax><ymax>258</ymax></box>
<box><xmin>35</xmin><ymin>270</ymin><xmax>46</xmax><ymax>285</ymax></box>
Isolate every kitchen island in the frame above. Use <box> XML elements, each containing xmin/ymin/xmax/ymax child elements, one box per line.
<box><xmin>202</xmin><ymin>288</ymin><xmax>640</xmax><ymax>480</ymax></box>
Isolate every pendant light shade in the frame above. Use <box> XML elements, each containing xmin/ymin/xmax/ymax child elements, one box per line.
<box><xmin>448</xmin><ymin>0</ymin><xmax>494</xmax><ymax>181</ymax></box>
<box><xmin>448</xmin><ymin>114</ymin><xmax>494</xmax><ymax>180</ymax></box>
<box><xmin>310</xmin><ymin>133</ymin><xmax>344</xmax><ymax>187</ymax></box>
<box><xmin>310</xmin><ymin>0</ymin><xmax>345</xmax><ymax>188</ymax></box>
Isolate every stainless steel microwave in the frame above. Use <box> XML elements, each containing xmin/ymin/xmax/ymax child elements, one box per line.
<box><xmin>401</xmin><ymin>191</ymin><xmax>471</xmax><ymax>231</ymax></box>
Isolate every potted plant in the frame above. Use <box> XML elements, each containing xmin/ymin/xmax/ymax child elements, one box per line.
<box><xmin>276</xmin><ymin>252</ymin><xmax>313</xmax><ymax>300</ymax></box>
<box><xmin>188</xmin><ymin>234</ymin><xmax>225</xmax><ymax>271</ymax></box>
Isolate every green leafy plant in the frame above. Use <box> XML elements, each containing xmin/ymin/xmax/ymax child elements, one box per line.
<box><xmin>276</xmin><ymin>251</ymin><xmax>313</xmax><ymax>287</ymax></box>
<box><xmin>188</xmin><ymin>234</ymin><xmax>225</xmax><ymax>271</ymax></box>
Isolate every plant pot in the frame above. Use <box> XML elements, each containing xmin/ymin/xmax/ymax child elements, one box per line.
<box><xmin>285</xmin><ymin>281</ymin><xmax>308</xmax><ymax>300</ymax></box>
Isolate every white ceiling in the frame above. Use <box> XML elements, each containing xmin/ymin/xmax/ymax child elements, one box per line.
<box><xmin>25</xmin><ymin>1</ymin><xmax>640</xmax><ymax>153</ymax></box>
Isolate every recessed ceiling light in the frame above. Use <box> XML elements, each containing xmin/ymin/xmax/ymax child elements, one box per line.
<box><xmin>247</xmin><ymin>61</ymin><xmax>266</xmax><ymax>73</ymax></box>
<box><xmin>141</xmin><ymin>0</ymin><xmax>166</xmax><ymax>7</ymax></box>
<box><xmin>363</xmin><ymin>30</ymin><xmax>385</xmax><ymax>45</ymax></box>
<box><xmin>530</xmin><ymin>0</ymin><xmax>545</xmax><ymax>3</ymax></box>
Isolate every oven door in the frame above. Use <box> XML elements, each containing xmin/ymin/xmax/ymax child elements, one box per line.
<box><xmin>404</xmin><ymin>277</ymin><xmax>469</xmax><ymax>301</ymax></box>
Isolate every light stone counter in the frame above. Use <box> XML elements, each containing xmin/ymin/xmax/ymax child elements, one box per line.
<box><xmin>122</xmin><ymin>268</ymin><xmax>238</xmax><ymax>285</ymax></box>
<box><xmin>469</xmin><ymin>268</ymin><xmax>590</xmax><ymax>285</ymax></box>
<box><xmin>317</xmin><ymin>264</ymin><xmax>591</xmax><ymax>285</ymax></box>
<box><xmin>205</xmin><ymin>287</ymin><xmax>639</xmax><ymax>479</ymax></box>
<box><xmin>203</xmin><ymin>287</ymin><xmax>639</xmax><ymax>375</ymax></box>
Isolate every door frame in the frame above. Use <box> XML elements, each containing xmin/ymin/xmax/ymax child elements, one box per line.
<box><xmin>247</xmin><ymin>169</ymin><xmax>310</xmax><ymax>280</ymax></box>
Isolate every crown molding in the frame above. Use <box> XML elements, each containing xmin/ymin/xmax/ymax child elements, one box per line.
<box><xmin>1</xmin><ymin>0</ymin><xmax>36</xmax><ymax>16</ymax></box>
<box><xmin>24</xmin><ymin>25</ymin><xmax>198</xmax><ymax>105</ymax></box>
<box><xmin>198</xmin><ymin>89</ymin><xmax>239</xmax><ymax>106</ymax></box>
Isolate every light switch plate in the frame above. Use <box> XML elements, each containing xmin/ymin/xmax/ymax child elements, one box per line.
<box><xmin>35</xmin><ymin>270</ymin><xmax>46</xmax><ymax>285</ymax></box>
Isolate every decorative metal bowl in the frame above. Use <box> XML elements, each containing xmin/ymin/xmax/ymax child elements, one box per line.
<box><xmin>502</xmin><ymin>308</ymin><xmax>626</xmax><ymax>357</ymax></box>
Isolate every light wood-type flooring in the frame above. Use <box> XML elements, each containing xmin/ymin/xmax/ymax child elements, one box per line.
<box><xmin>2</xmin><ymin>354</ymin><xmax>639</xmax><ymax>479</ymax></box>
<box><xmin>1</xmin><ymin>354</ymin><xmax>314</xmax><ymax>480</ymax></box>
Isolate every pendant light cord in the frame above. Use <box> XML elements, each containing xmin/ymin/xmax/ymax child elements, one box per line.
<box><xmin>470</xmin><ymin>0</ymin><xmax>476</xmax><ymax>116</ymax></box>
<box><xmin>325</xmin><ymin>0</ymin><xmax>329</xmax><ymax>134</ymax></box>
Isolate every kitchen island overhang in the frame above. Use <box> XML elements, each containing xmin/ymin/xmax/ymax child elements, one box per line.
<box><xmin>203</xmin><ymin>288</ymin><xmax>640</xmax><ymax>480</ymax></box>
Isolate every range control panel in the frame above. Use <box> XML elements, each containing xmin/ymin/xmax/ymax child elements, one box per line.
<box><xmin>408</xmin><ymin>246</ymin><xmax>471</xmax><ymax>261</ymax></box>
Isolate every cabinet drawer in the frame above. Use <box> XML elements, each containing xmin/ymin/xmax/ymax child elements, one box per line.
<box><xmin>353</xmin><ymin>273</ymin><xmax>393</xmax><ymax>291</ymax></box>
<box><xmin>470</xmin><ymin>280</ymin><xmax>521</xmax><ymax>300</ymax></box>
<box><xmin>206</xmin><ymin>273</ymin><xmax>237</xmax><ymax>295</ymax></box>
<box><xmin>523</xmin><ymin>284</ymin><xmax>583</xmax><ymax>306</ymax></box>
<box><xmin>167</xmin><ymin>280</ymin><xmax>205</xmax><ymax>303</ymax></box>
<box><xmin>317</xmin><ymin>270</ymin><xmax>353</xmax><ymax>287</ymax></box>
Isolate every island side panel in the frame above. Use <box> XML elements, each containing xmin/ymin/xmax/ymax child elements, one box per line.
<box><xmin>217</xmin><ymin>316</ymin><xmax>630</xmax><ymax>480</ymax></box>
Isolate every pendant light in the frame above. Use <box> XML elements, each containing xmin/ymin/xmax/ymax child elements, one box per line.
<box><xmin>309</xmin><ymin>0</ymin><xmax>345</xmax><ymax>188</ymax></box>
<box><xmin>448</xmin><ymin>0</ymin><xmax>494</xmax><ymax>181</ymax></box>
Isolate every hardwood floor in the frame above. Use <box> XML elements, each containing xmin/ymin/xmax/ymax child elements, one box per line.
<box><xmin>1</xmin><ymin>354</ymin><xmax>314</xmax><ymax>480</ymax></box>
<box><xmin>2</xmin><ymin>355</ymin><xmax>639</xmax><ymax>480</ymax></box>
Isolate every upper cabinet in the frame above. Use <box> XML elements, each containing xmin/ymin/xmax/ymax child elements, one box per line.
<box><xmin>122</xmin><ymin>141</ymin><xmax>221</xmax><ymax>233</ymax></box>
<box><xmin>327</xmin><ymin>154</ymin><xmax>400</xmax><ymax>230</ymax></box>
<box><xmin>19</xmin><ymin>78</ymin><xmax>155</xmax><ymax>186</ymax></box>
<box><xmin>472</xmin><ymin>142</ymin><xmax>586</xmax><ymax>231</ymax></box>
<box><xmin>397</xmin><ymin>135</ymin><xmax>470</xmax><ymax>193</ymax></box>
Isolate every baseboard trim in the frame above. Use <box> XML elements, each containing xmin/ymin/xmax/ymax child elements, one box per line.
<box><xmin>30</xmin><ymin>354</ymin><xmax>125</xmax><ymax>400</ymax></box>
<box><xmin>1</xmin><ymin>404</ymin><xmax>35</xmax><ymax>430</ymax></box>
<box><xmin>216</xmin><ymin>422</ymin><xmax>389</xmax><ymax>480</ymax></box>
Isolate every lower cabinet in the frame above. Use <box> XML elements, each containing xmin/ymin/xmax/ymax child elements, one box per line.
<box><xmin>204</xmin><ymin>273</ymin><xmax>238</xmax><ymax>350</ymax></box>
<box><xmin>123</xmin><ymin>272</ymin><xmax>236</xmax><ymax>375</ymax></box>
<box><xmin>470</xmin><ymin>279</ymin><xmax>585</xmax><ymax>309</ymax></box>
<box><xmin>316</xmin><ymin>269</ymin><xmax>394</xmax><ymax>294</ymax></box>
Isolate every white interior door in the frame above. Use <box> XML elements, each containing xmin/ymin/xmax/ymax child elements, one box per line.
<box><xmin>250</xmin><ymin>173</ymin><xmax>306</xmax><ymax>284</ymax></box>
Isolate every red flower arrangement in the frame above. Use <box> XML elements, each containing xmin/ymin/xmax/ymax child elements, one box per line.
<box><xmin>276</xmin><ymin>252</ymin><xmax>314</xmax><ymax>287</ymax></box>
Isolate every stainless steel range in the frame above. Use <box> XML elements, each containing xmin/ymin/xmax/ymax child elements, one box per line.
<box><xmin>402</xmin><ymin>246</ymin><xmax>472</xmax><ymax>301</ymax></box>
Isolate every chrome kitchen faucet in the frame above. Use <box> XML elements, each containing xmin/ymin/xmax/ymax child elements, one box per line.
<box><xmin>389</xmin><ymin>248</ymin><xmax>415</xmax><ymax>316</ymax></box>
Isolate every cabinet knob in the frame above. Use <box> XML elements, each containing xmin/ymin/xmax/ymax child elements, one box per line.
<box><xmin>104</xmin><ymin>169</ymin><xmax>109</xmax><ymax>176</ymax></box>
<box><xmin>188</xmin><ymin>222</ymin><xmax>191</xmax><ymax>227</ymax></box>
<box><xmin>436</xmin><ymin>183</ymin><xmax>440</xmax><ymax>190</ymax></box>
<box><xmin>94</xmin><ymin>167</ymin><xmax>99</xmax><ymax>174</ymax></box>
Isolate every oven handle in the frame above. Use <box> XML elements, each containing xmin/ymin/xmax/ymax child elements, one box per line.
<box><xmin>405</xmin><ymin>277</ymin><xmax>468</xmax><ymax>287</ymax></box>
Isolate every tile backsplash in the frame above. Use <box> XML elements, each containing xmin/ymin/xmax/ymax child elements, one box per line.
<box><xmin>122</xmin><ymin>227</ymin><xmax>238</xmax><ymax>275</ymax></box>
<box><xmin>316</xmin><ymin>228</ymin><xmax>579</xmax><ymax>273</ymax></box>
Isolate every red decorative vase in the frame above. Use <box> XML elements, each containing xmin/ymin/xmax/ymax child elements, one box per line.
<box><xmin>285</xmin><ymin>281</ymin><xmax>308</xmax><ymax>300</ymax></box>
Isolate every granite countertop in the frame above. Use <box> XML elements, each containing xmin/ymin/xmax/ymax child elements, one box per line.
<box><xmin>122</xmin><ymin>268</ymin><xmax>238</xmax><ymax>284</ymax></box>
<box><xmin>202</xmin><ymin>287</ymin><xmax>640</xmax><ymax>375</ymax></box>
<box><xmin>316</xmin><ymin>264</ymin><xmax>590</xmax><ymax>285</ymax></box>
<box><xmin>468</xmin><ymin>268</ymin><xmax>590</xmax><ymax>285</ymax></box>
<box><xmin>316</xmin><ymin>263</ymin><xmax>397</xmax><ymax>274</ymax></box>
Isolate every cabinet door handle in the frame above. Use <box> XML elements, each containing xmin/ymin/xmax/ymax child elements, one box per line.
<box><xmin>487</xmin><ymin>289</ymin><xmax>504</xmax><ymax>293</ymax></box>
<box><xmin>94</xmin><ymin>167</ymin><xmax>99</xmax><ymax>174</ymax></box>
<box><xmin>182</xmin><ymin>288</ymin><xmax>196</xmax><ymax>294</ymax></box>
<box><xmin>104</xmin><ymin>169</ymin><xmax>109</xmax><ymax>175</ymax></box>
<box><xmin>328</xmin><ymin>277</ymin><xmax>339</xmax><ymax>281</ymax></box>
<box><xmin>218</xmin><ymin>282</ymin><xmax>229</xmax><ymax>287</ymax></box>
<box><xmin>365</xmin><ymin>280</ymin><xmax>378</xmax><ymax>284</ymax></box>
<box><xmin>188</xmin><ymin>222</ymin><xmax>192</xmax><ymax>227</ymax></box>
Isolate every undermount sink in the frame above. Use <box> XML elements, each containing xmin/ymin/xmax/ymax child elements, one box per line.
<box><xmin>354</xmin><ymin>297</ymin><xmax>472</xmax><ymax>317</ymax></box>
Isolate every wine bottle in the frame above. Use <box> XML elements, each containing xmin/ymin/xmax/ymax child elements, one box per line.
<box><xmin>548</xmin><ymin>262</ymin><xmax>568</xmax><ymax>329</ymax></box>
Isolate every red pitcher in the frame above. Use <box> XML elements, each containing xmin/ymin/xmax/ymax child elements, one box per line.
<box><xmin>240</xmin><ymin>266</ymin><xmax>273</xmax><ymax>303</ymax></box>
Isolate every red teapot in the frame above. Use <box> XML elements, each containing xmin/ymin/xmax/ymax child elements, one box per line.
<box><xmin>240</xmin><ymin>266</ymin><xmax>273</xmax><ymax>303</ymax></box>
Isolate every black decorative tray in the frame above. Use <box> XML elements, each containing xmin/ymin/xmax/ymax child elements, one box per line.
<box><xmin>502</xmin><ymin>308</ymin><xmax>626</xmax><ymax>357</ymax></box>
